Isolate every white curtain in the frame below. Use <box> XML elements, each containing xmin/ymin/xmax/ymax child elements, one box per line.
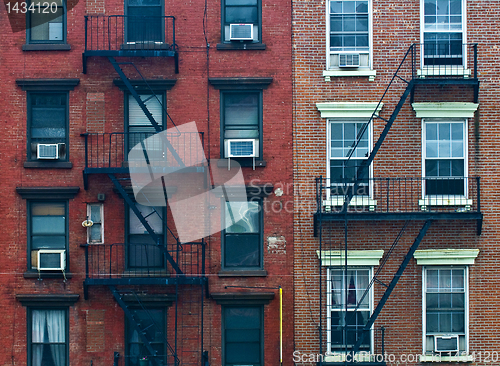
<box><xmin>47</xmin><ymin>310</ymin><xmax>65</xmax><ymax>366</ymax></box>
<box><xmin>32</xmin><ymin>309</ymin><xmax>65</xmax><ymax>366</ymax></box>
<box><xmin>32</xmin><ymin>310</ymin><xmax>46</xmax><ymax>366</ymax></box>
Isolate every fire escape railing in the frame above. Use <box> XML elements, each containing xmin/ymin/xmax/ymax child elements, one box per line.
<box><xmin>84</xmin><ymin>15</ymin><xmax>176</xmax><ymax>53</ymax></box>
<box><xmin>316</xmin><ymin>176</ymin><xmax>481</xmax><ymax>214</ymax></box>
<box><xmin>82</xmin><ymin>132</ymin><xmax>205</xmax><ymax>170</ymax></box>
<box><xmin>83</xmin><ymin>240</ymin><xmax>206</xmax><ymax>281</ymax></box>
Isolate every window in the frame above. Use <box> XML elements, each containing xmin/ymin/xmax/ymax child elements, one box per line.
<box><xmin>424</xmin><ymin>267</ymin><xmax>467</xmax><ymax>354</ymax></box>
<box><xmin>126</xmin><ymin>203</ymin><xmax>165</xmax><ymax>269</ymax></box>
<box><xmin>422</xmin><ymin>0</ymin><xmax>465</xmax><ymax>66</ymax></box>
<box><xmin>26</xmin><ymin>0</ymin><xmax>66</xmax><ymax>44</ymax></box>
<box><xmin>126</xmin><ymin>0</ymin><xmax>163</xmax><ymax>43</ymax></box>
<box><xmin>28</xmin><ymin>93</ymin><xmax>68</xmax><ymax>161</ymax></box>
<box><xmin>29</xmin><ymin>308</ymin><xmax>68</xmax><ymax>366</ymax></box>
<box><xmin>221</xmin><ymin>0</ymin><xmax>261</xmax><ymax>44</ymax></box>
<box><xmin>223</xmin><ymin>306</ymin><xmax>263</xmax><ymax>366</ymax></box>
<box><xmin>423</xmin><ymin>120</ymin><xmax>466</xmax><ymax>196</ymax></box>
<box><xmin>126</xmin><ymin>308</ymin><xmax>167</xmax><ymax>366</ymax></box>
<box><xmin>327</xmin><ymin>268</ymin><xmax>372</xmax><ymax>353</ymax></box>
<box><xmin>221</xmin><ymin>91</ymin><xmax>261</xmax><ymax>159</ymax></box>
<box><xmin>87</xmin><ymin>204</ymin><xmax>103</xmax><ymax>244</ymax></box>
<box><xmin>328</xmin><ymin>120</ymin><xmax>371</xmax><ymax>196</ymax></box>
<box><xmin>126</xmin><ymin>93</ymin><xmax>164</xmax><ymax>154</ymax></box>
<box><xmin>29</xmin><ymin>201</ymin><xmax>67</xmax><ymax>270</ymax></box>
<box><xmin>223</xmin><ymin>200</ymin><xmax>262</xmax><ymax>269</ymax></box>
<box><xmin>328</xmin><ymin>0</ymin><xmax>371</xmax><ymax>69</ymax></box>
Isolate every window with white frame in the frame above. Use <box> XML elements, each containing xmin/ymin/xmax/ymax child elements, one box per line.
<box><xmin>329</xmin><ymin>120</ymin><xmax>371</xmax><ymax>196</ymax></box>
<box><xmin>328</xmin><ymin>0</ymin><xmax>371</xmax><ymax>69</ymax></box>
<box><xmin>327</xmin><ymin>268</ymin><xmax>372</xmax><ymax>353</ymax></box>
<box><xmin>87</xmin><ymin>204</ymin><xmax>103</xmax><ymax>244</ymax></box>
<box><xmin>422</xmin><ymin>0</ymin><xmax>465</xmax><ymax>67</ymax></box>
<box><xmin>423</xmin><ymin>120</ymin><xmax>466</xmax><ymax>196</ymax></box>
<box><xmin>424</xmin><ymin>267</ymin><xmax>467</xmax><ymax>354</ymax></box>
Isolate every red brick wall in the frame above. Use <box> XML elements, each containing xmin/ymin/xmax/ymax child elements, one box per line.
<box><xmin>293</xmin><ymin>0</ymin><xmax>500</xmax><ymax>365</ymax></box>
<box><xmin>0</xmin><ymin>0</ymin><xmax>293</xmax><ymax>363</ymax></box>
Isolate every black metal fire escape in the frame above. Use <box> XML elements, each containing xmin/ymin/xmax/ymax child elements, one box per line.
<box><xmin>82</xmin><ymin>16</ymin><xmax>206</xmax><ymax>366</ymax></box>
<box><xmin>315</xmin><ymin>43</ymin><xmax>482</xmax><ymax>364</ymax></box>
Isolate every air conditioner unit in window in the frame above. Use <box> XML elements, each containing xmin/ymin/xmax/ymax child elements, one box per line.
<box><xmin>36</xmin><ymin>249</ymin><xmax>66</xmax><ymax>271</ymax></box>
<box><xmin>37</xmin><ymin>143</ymin><xmax>65</xmax><ymax>160</ymax></box>
<box><xmin>339</xmin><ymin>53</ymin><xmax>360</xmax><ymax>68</ymax></box>
<box><xmin>434</xmin><ymin>335</ymin><xmax>459</xmax><ymax>353</ymax></box>
<box><xmin>227</xmin><ymin>139</ymin><xmax>257</xmax><ymax>158</ymax></box>
<box><xmin>229</xmin><ymin>24</ymin><xmax>254</xmax><ymax>41</ymax></box>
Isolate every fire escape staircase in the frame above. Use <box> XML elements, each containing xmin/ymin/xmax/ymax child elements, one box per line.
<box><xmin>110</xmin><ymin>286</ymin><xmax>181</xmax><ymax>366</ymax></box>
<box><xmin>315</xmin><ymin>44</ymin><xmax>482</xmax><ymax>364</ymax></box>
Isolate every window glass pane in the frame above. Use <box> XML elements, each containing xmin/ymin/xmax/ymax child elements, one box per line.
<box><xmin>129</xmin><ymin>205</ymin><xmax>163</xmax><ymax>234</ymax></box>
<box><xmin>224</xmin><ymin>234</ymin><xmax>260</xmax><ymax>267</ymax></box>
<box><xmin>224</xmin><ymin>307</ymin><xmax>261</xmax><ymax>364</ymax></box>
<box><xmin>452</xmin><ymin>312</ymin><xmax>465</xmax><ymax>332</ymax></box>
<box><xmin>225</xmin><ymin>7</ymin><xmax>258</xmax><ymax>23</ymax></box>
<box><xmin>90</xmin><ymin>205</ymin><xmax>101</xmax><ymax>223</ymax></box>
<box><xmin>32</xmin><ymin>203</ymin><xmax>65</xmax><ymax>216</ymax></box>
<box><xmin>226</xmin><ymin>0</ymin><xmax>257</xmax><ymax>5</ymax></box>
<box><xmin>426</xmin><ymin>123</ymin><xmax>437</xmax><ymax>140</ymax></box>
<box><xmin>90</xmin><ymin>224</ymin><xmax>102</xmax><ymax>242</ymax></box>
<box><xmin>452</xmin><ymin>269</ymin><xmax>464</xmax><ymax>289</ymax></box>
<box><xmin>224</xmin><ymin>94</ymin><xmax>259</xmax><ymax>126</ymax></box>
<box><xmin>226</xmin><ymin>201</ymin><xmax>260</xmax><ymax>233</ymax></box>
<box><xmin>32</xmin><ymin>217</ymin><xmax>66</xmax><ymax>234</ymax></box>
<box><xmin>427</xmin><ymin>269</ymin><xmax>439</xmax><ymax>289</ymax></box>
<box><xmin>330</xmin><ymin>1</ymin><xmax>342</xmax><ymax>14</ymax></box>
<box><xmin>343</xmin><ymin>1</ymin><xmax>355</xmax><ymax>13</ymax></box>
<box><xmin>31</xmin><ymin>9</ymin><xmax>64</xmax><ymax>41</ymax></box>
<box><xmin>32</xmin><ymin>236</ymin><xmax>66</xmax><ymax>249</ymax></box>
<box><xmin>128</xmin><ymin>95</ymin><xmax>163</xmax><ymax>127</ymax></box>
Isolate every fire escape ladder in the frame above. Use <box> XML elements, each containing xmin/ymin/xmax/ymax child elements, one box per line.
<box><xmin>339</xmin><ymin>45</ymin><xmax>417</xmax><ymax>213</ymax></box>
<box><xmin>108</xmin><ymin>173</ymin><xmax>183</xmax><ymax>275</ymax></box>
<box><xmin>107</xmin><ymin>56</ymin><xmax>185</xmax><ymax>168</ymax></box>
<box><xmin>350</xmin><ymin>219</ymin><xmax>433</xmax><ymax>357</ymax></box>
<box><xmin>109</xmin><ymin>286</ymin><xmax>180</xmax><ymax>366</ymax></box>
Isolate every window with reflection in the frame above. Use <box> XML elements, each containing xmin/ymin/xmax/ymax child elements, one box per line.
<box><xmin>29</xmin><ymin>202</ymin><xmax>67</xmax><ymax>270</ymax></box>
<box><xmin>222</xmin><ymin>0</ymin><xmax>261</xmax><ymax>43</ymax></box>
<box><xmin>424</xmin><ymin>267</ymin><xmax>467</xmax><ymax>354</ymax></box>
<box><xmin>27</xmin><ymin>0</ymin><xmax>66</xmax><ymax>44</ymax></box>
<box><xmin>223</xmin><ymin>306</ymin><xmax>262</xmax><ymax>366</ymax></box>
<box><xmin>328</xmin><ymin>268</ymin><xmax>372</xmax><ymax>353</ymax></box>
<box><xmin>223</xmin><ymin>200</ymin><xmax>262</xmax><ymax>269</ymax></box>
<box><xmin>423</xmin><ymin>120</ymin><xmax>465</xmax><ymax>196</ymax></box>
<box><xmin>422</xmin><ymin>0</ymin><xmax>464</xmax><ymax>66</ymax></box>
<box><xmin>329</xmin><ymin>120</ymin><xmax>371</xmax><ymax>196</ymax></box>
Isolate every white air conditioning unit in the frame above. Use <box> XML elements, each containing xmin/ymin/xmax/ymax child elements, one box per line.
<box><xmin>434</xmin><ymin>335</ymin><xmax>459</xmax><ymax>353</ymax></box>
<box><xmin>37</xmin><ymin>249</ymin><xmax>66</xmax><ymax>271</ymax></box>
<box><xmin>229</xmin><ymin>24</ymin><xmax>254</xmax><ymax>41</ymax></box>
<box><xmin>37</xmin><ymin>143</ymin><xmax>63</xmax><ymax>160</ymax></box>
<box><xmin>227</xmin><ymin>139</ymin><xmax>257</xmax><ymax>158</ymax></box>
<box><xmin>339</xmin><ymin>53</ymin><xmax>360</xmax><ymax>68</ymax></box>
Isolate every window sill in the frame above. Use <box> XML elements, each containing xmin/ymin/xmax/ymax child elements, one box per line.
<box><xmin>419</xmin><ymin>197</ymin><xmax>472</xmax><ymax>211</ymax></box>
<box><xmin>24</xmin><ymin>161</ymin><xmax>73</xmax><ymax>169</ymax></box>
<box><xmin>419</xmin><ymin>354</ymin><xmax>474</xmax><ymax>362</ymax></box>
<box><xmin>323</xmin><ymin>69</ymin><xmax>376</xmax><ymax>82</ymax></box>
<box><xmin>323</xmin><ymin>197</ymin><xmax>377</xmax><ymax>212</ymax></box>
<box><xmin>216</xmin><ymin>43</ymin><xmax>266</xmax><ymax>50</ymax></box>
<box><xmin>218</xmin><ymin>270</ymin><xmax>268</xmax><ymax>277</ymax></box>
<box><xmin>22</xmin><ymin>44</ymin><xmax>71</xmax><ymax>51</ymax></box>
<box><xmin>217</xmin><ymin>159</ymin><xmax>267</xmax><ymax>168</ymax></box>
<box><xmin>24</xmin><ymin>271</ymin><xmax>73</xmax><ymax>279</ymax></box>
<box><xmin>417</xmin><ymin>67</ymin><xmax>471</xmax><ymax>78</ymax></box>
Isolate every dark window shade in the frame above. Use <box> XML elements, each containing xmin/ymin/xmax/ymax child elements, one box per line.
<box><xmin>224</xmin><ymin>307</ymin><xmax>262</xmax><ymax>366</ymax></box>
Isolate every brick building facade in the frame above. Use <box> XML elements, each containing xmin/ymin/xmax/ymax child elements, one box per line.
<box><xmin>0</xmin><ymin>0</ymin><xmax>293</xmax><ymax>364</ymax></box>
<box><xmin>293</xmin><ymin>0</ymin><xmax>497</xmax><ymax>365</ymax></box>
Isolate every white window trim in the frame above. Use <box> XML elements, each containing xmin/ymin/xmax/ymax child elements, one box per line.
<box><xmin>325</xmin><ymin>0</ymin><xmax>375</xmax><ymax>81</ymax></box>
<box><xmin>421</xmin><ymin>118</ymin><xmax>469</xmax><ymax>200</ymax></box>
<box><xmin>326</xmin><ymin>267</ymin><xmax>375</xmax><ymax>357</ymax></box>
<box><xmin>317</xmin><ymin>250</ymin><xmax>384</xmax><ymax>267</ymax></box>
<box><xmin>412</xmin><ymin>102</ymin><xmax>478</xmax><ymax>119</ymax></box>
<box><xmin>317</xmin><ymin>103</ymin><xmax>382</xmax><ymax>207</ymax></box>
<box><xmin>87</xmin><ymin>203</ymin><xmax>104</xmax><ymax>244</ymax></box>
<box><xmin>419</xmin><ymin>0</ymin><xmax>468</xmax><ymax>75</ymax></box>
<box><xmin>414</xmin><ymin>249</ymin><xmax>479</xmax><ymax>266</ymax></box>
<box><xmin>421</xmin><ymin>266</ymin><xmax>470</xmax><ymax>358</ymax></box>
